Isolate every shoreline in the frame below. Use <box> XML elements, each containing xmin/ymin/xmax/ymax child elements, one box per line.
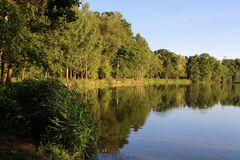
<box><xmin>61</xmin><ymin>79</ymin><xmax>192</xmax><ymax>90</ymax></box>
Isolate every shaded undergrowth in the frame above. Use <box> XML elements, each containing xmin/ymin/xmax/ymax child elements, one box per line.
<box><xmin>0</xmin><ymin>80</ymin><xmax>97</xmax><ymax>160</ymax></box>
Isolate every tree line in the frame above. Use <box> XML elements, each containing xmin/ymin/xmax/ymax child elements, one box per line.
<box><xmin>0</xmin><ymin>0</ymin><xmax>239</xmax><ymax>84</ymax></box>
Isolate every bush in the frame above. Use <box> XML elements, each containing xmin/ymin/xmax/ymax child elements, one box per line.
<box><xmin>0</xmin><ymin>80</ymin><xmax>97</xmax><ymax>159</ymax></box>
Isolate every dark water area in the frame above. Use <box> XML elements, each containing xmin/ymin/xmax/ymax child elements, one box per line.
<box><xmin>79</xmin><ymin>84</ymin><xmax>240</xmax><ymax>160</ymax></box>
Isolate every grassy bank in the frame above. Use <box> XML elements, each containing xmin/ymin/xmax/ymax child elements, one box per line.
<box><xmin>61</xmin><ymin>78</ymin><xmax>192</xmax><ymax>90</ymax></box>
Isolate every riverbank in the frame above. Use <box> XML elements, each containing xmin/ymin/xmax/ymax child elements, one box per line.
<box><xmin>0</xmin><ymin>134</ymin><xmax>46</xmax><ymax>160</ymax></box>
<box><xmin>61</xmin><ymin>79</ymin><xmax>192</xmax><ymax>90</ymax></box>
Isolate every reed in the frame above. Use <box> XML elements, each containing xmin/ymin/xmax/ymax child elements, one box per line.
<box><xmin>0</xmin><ymin>79</ymin><xmax>97</xmax><ymax>159</ymax></box>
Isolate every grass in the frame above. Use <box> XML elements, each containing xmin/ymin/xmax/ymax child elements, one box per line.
<box><xmin>142</xmin><ymin>78</ymin><xmax>192</xmax><ymax>85</ymax></box>
<box><xmin>0</xmin><ymin>79</ymin><xmax>97</xmax><ymax>160</ymax></box>
<box><xmin>60</xmin><ymin>78</ymin><xmax>192</xmax><ymax>90</ymax></box>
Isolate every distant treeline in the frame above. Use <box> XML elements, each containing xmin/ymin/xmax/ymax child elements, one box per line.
<box><xmin>0</xmin><ymin>0</ymin><xmax>239</xmax><ymax>84</ymax></box>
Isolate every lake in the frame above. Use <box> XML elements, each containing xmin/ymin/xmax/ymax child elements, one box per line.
<box><xmin>79</xmin><ymin>84</ymin><xmax>240</xmax><ymax>160</ymax></box>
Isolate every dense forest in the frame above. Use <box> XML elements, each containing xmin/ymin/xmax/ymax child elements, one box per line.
<box><xmin>1</xmin><ymin>0</ymin><xmax>239</xmax><ymax>84</ymax></box>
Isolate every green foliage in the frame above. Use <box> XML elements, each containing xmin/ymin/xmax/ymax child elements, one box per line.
<box><xmin>0</xmin><ymin>80</ymin><xmax>97</xmax><ymax>159</ymax></box>
<box><xmin>0</xmin><ymin>0</ymin><xmax>24</xmax><ymax>48</ymax></box>
<box><xmin>46</xmin><ymin>0</ymin><xmax>81</xmax><ymax>26</ymax></box>
<box><xmin>0</xmin><ymin>0</ymin><xmax>238</xmax><ymax>84</ymax></box>
<box><xmin>97</xmin><ymin>11</ymin><xmax>133</xmax><ymax>79</ymax></box>
<box><xmin>222</xmin><ymin>59</ymin><xmax>240</xmax><ymax>82</ymax></box>
<box><xmin>154</xmin><ymin>49</ymin><xmax>187</xmax><ymax>79</ymax></box>
<box><xmin>187</xmin><ymin>55</ymin><xmax>201</xmax><ymax>82</ymax></box>
<box><xmin>61</xmin><ymin>7</ymin><xmax>102</xmax><ymax>79</ymax></box>
<box><xmin>111</xmin><ymin>33</ymin><xmax>156</xmax><ymax>79</ymax></box>
<box><xmin>0</xmin><ymin>0</ymin><xmax>27</xmax><ymax>72</ymax></box>
<box><xmin>187</xmin><ymin>54</ymin><xmax>233</xmax><ymax>83</ymax></box>
<box><xmin>112</xmin><ymin>42</ymin><xmax>139</xmax><ymax>78</ymax></box>
<box><xmin>1</xmin><ymin>0</ymin><xmax>239</xmax><ymax>159</ymax></box>
<box><xmin>147</xmin><ymin>53</ymin><xmax>163</xmax><ymax>78</ymax></box>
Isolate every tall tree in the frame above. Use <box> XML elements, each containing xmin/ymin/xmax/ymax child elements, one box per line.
<box><xmin>59</xmin><ymin>6</ymin><xmax>102</xmax><ymax>80</ymax></box>
<box><xmin>187</xmin><ymin>55</ymin><xmax>201</xmax><ymax>82</ymax></box>
<box><xmin>198</xmin><ymin>53</ymin><xmax>213</xmax><ymax>81</ymax></box>
<box><xmin>98</xmin><ymin>12</ymin><xmax>132</xmax><ymax>79</ymax></box>
<box><xmin>154</xmin><ymin>49</ymin><xmax>186</xmax><ymax>79</ymax></box>
<box><xmin>0</xmin><ymin>0</ymin><xmax>25</xmax><ymax>82</ymax></box>
<box><xmin>222</xmin><ymin>59</ymin><xmax>240</xmax><ymax>82</ymax></box>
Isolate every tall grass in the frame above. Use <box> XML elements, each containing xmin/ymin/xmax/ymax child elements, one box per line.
<box><xmin>60</xmin><ymin>78</ymin><xmax>192</xmax><ymax>90</ymax></box>
<box><xmin>0</xmin><ymin>80</ymin><xmax>97</xmax><ymax>159</ymax></box>
<box><xmin>142</xmin><ymin>79</ymin><xmax>192</xmax><ymax>85</ymax></box>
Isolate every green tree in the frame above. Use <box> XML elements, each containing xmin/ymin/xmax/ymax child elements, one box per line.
<box><xmin>198</xmin><ymin>53</ymin><xmax>213</xmax><ymax>81</ymax></box>
<box><xmin>186</xmin><ymin>55</ymin><xmax>201</xmax><ymax>82</ymax></box>
<box><xmin>147</xmin><ymin>52</ymin><xmax>163</xmax><ymax>78</ymax></box>
<box><xmin>0</xmin><ymin>0</ymin><xmax>26</xmax><ymax>83</ymax></box>
<box><xmin>222</xmin><ymin>59</ymin><xmax>240</xmax><ymax>82</ymax></box>
<box><xmin>59</xmin><ymin>6</ymin><xmax>102</xmax><ymax>80</ymax></box>
<box><xmin>98</xmin><ymin>12</ymin><xmax>132</xmax><ymax>79</ymax></box>
<box><xmin>155</xmin><ymin>49</ymin><xmax>186</xmax><ymax>79</ymax></box>
<box><xmin>133</xmin><ymin>33</ymin><xmax>152</xmax><ymax>79</ymax></box>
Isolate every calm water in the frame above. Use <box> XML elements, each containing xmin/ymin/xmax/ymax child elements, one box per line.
<box><xmin>79</xmin><ymin>84</ymin><xmax>240</xmax><ymax>160</ymax></box>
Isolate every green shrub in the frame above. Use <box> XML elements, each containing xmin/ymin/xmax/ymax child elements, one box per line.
<box><xmin>0</xmin><ymin>80</ymin><xmax>97</xmax><ymax>159</ymax></box>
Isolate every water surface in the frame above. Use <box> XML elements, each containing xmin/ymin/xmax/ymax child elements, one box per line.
<box><xmin>79</xmin><ymin>84</ymin><xmax>240</xmax><ymax>160</ymax></box>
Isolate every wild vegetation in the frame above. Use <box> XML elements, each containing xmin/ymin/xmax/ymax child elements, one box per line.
<box><xmin>0</xmin><ymin>1</ymin><xmax>99</xmax><ymax>159</ymax></box>
<box><xmin>0</xmin><ymin>0</ymin><xmax>240</xmax><ymax>159</ymax></box>
<box><xmin>0</xmin><ymin>0</ymin><xmax>239</xmax><ymax>84</ymax></box>
<box><xmin>0</xmin><ymin>80</ymin><xmax>97</xmax><ymax>159</ymax></box>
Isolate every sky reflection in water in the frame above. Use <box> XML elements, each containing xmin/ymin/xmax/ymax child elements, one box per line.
<box><xmin>79</xmin><ymin>84</ymin><xmax>240</xmax><ymax>160</ymax></box>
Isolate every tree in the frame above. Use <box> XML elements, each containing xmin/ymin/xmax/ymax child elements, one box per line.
<box><xmin>222</xmin><ymin>59</ymin><xmax>240</xmax><ymax>82</ymax></box>
<box><xmin>133</xmin><ymin>33</ymin><xmax>152</xmax><ymax>79</ymax></box>
<box><xmin>198</xmin><ymin>53</ymin><xmax>213</xmax><ymax>81</ymax></box>
<box><xmin>111</xmin><ymin>33</ymin><xmax>154</xmax><ymax>79</ymax></box>
<box><xmin>147</xmin><ymin>54</ymin><xmax>163</xmax><ymax>78</ymax></box>
<box><xmin>155</xmin><ymin>49</ymin><xmax>186</xmax><ymax>79</ymax></box>
<box><xmin>98</xmin><ymin>12</ymin><xmax>132</xmax><ymax>79</ymax></box>
<box><xmin>186</xmin><ymin>55</ymin><xmax>201</xmax><ymax>82</ymax></box>
<box><xmin>59</xmin><ymin>6</ymin><xmax>102</xmax><ymax>80</ymax></box>
<box><xmin>112</xmin><ymin>41</ymin><xmax>138</xmax><ymax>78</ymax></box>
<box><xmin>176</xmin><ymin>56</ymin><xmax>187</xmax><ymax>79</ymax></box>
<box><xmin>0</xmin><ymin>0</ymin><xmax>25</xmax><ymax>83</ymax></box>
<box><xmin>15</xmin><ymin>0</ymin><xmax>82</xmax><ymax>29</ymax></box>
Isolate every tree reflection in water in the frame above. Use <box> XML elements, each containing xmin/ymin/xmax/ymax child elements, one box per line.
<box><xmin>78</xmin><ymin>84</ymin><xmax>240</xmax><ymax>155</ymax></box>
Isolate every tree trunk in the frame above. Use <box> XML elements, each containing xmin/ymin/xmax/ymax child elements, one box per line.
<box><xmin>72</xmin><ymin>69</ymin><xmax>75</xmax><ymax>79</ymax></box>
<box><xmin>74</xmin><ymin>70</ymin><xmax>77</xmax><ymax>79</ymax></box>
<box><xmin>80</xmin><ymin>71</ymin><xmax>83</xmax><ymax>79</ymax></box>
<box><xmin>6</xmin><ymin>63</ymin><xmax>13</xmax><ymax>82</ymax></box>
<box><xmin>75</xmin><ymin>72</ymin><xmax>78</xmax><ymax>79</ymax></box>
<box><xmin>69</xmin><ymin>68</ymin><xmax>72</xmax><ymax>80</ymax></box>
<box><xmin>66</xmin><ymin>68</ymin><xmax>69</xmax><ymax>80</ymax></box>
<box><xmin>0</xmin><ymin>53</ymin><xmax>5</xmax><ymax>84</ymax></box>
<box><xmin>116</xmin><ymin>88</ymin><xmax>119</xmax><ymax>109</ymax></box>
<box><xmin>85</xmin><ymin>62</ymin><xmax>88</xmax><ymax>80</ymax></box>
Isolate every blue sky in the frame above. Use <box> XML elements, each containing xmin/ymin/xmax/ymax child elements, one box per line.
<box><xmin>85</xmin><ymin>0</ymin><xmax>240</xmax><ymax>59</ymax></box>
